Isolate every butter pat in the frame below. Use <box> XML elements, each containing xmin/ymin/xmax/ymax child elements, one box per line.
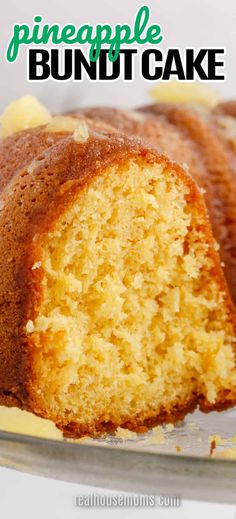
<box><xmin>0</xmin><ymin>95</ymin><xmax>52</xmax><ymax>138</ymax></box>
<box><xmin>149</xmin><ymin>81</ymin><xmax>220</xmax><ymax>107</ymax></box>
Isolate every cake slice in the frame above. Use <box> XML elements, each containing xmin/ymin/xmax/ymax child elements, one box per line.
<box><xmin>0</xmin><ymin>108</ymin><xmax>236</xmax><ymax>437</ymax></box>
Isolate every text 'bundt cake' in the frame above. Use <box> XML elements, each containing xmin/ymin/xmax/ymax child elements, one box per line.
<box><xmin>0</xmin><ymin>96</ymin><xmax>236</xmax><ymax>438</ymax></box>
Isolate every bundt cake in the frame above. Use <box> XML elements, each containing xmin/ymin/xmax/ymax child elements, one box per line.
<box><xmin>79</xmin><ymin>105</ymin><xmax>236</xmax><ymax>306</ymax></box>
<box><xmin>215</xmin><ymin>101</ymin><xmax>236</xmax><ymax>119</ymax></box>
<box><xmin>0</xmin><ymin>99</ymin><xmax>236</xmax><ymax>438</ymax></box>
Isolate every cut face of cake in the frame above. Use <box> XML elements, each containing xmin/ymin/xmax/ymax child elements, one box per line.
<box><xmin>26</xmin><ymin>155</ymin><xmax>236</xmax><ymax>437</ymax></box>
<box><xmin>0</xmin><ymin>105</ymin><xmax>236</xmax><ymax>437</ymax></box>
<box><xmin>79</xmin><ymin>105</ymin><xmax>236</xmax><ymax>307</ymax></box>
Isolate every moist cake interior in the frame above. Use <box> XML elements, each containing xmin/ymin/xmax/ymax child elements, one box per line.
<box><xmin>26</xmin><ymin>158</ymin><xmax>236</xmax><ymax>433</ymax></box>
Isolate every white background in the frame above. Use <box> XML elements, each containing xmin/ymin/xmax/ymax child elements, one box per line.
<box><xmin>0</xmin><ymin>467</ymin><xmax>236</xmax><ymax>519</ymax></box>
<box><xmin>1</xmin><ymin>0</ymin><xmax>236</xmax><ymax>517</ymax></box>
<box><xmin>0</xmin><ymin>0</ymin><xmax>236</xmax><ymax>112</ymax></box>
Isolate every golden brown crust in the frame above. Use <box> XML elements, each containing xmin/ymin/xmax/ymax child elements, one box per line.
<box><xmin>215</xmin><ymin>101</ymin><xmax>236</xmax><ymax>119</ymax></box>
<box><xmin>211</xmin><ymin>103</ymin><xmax>236</xmax><ymax>185</ymax></box>
<box><xmin>0</xmin><ymin>117</ymin><xmax>236</xmax><ymax>437</ymax></box>
<box><xmin>0</xmin><ymin>123</ymin><xmax>147</xmax><ymax>403</ymax></box>
<box><xmin>53</xmin><ymin>389</ymin><xmax>236</xmax><ymax>438</ymax></box>
<box><xmin>59</xmin><ymin>396</ymin><xmax>199</xmax><ymax>438</ymax></box>
<box><xmin>140</xmin><ymin>104</ymin><xmax>236</xmax><ymax>306</ymax></box>
<box><xmin>76</xmin><ymin>105</ymin><xmax>236</xmax><ymax>306</ymax></box>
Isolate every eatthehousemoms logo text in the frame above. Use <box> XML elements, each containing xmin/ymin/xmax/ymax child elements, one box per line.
<box><xmin>5</xmin><ymin>6</ymin><xmax>226</xmax><ymax>82</ymax></box>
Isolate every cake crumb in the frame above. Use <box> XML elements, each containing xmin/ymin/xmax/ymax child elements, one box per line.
<box><xmin>32</xmin><ymin>261</ymin><xmax>42</xmax><ymax>270</ymax></box>
<box><xmin>210</xmin><ymin>439</ymin><xmax>216</xmax><ymax>455</ymax></box>
<box><xmin>115</xmin><ymin>427</ymin><xmax>138</xmax><ymax>440</ymax></box>
<box><xmin>165</xmin><ymin>423</ymin><xmax>174</xmax><ymax>432</ymax></box>
<box><xmin>213</xmin><ymin>447</ymin><xmax>236</xmax><ymax>459</ymax></box>
<box><xmin>175</xmin><ymin>445</ymin><xmax>182</xmax><ymax>452</ymax></box>
<box><xmin>208</xmin><ymin>434</ymin><xmax>228</xmax><ymax>446</ymax></box>
<box><xmin>150</xmin><ymin>426</ymin><xmax>166</xmax><ymax>445</ymax></box>
<box><xmin>115</xmin><ymin>424</ymin><xmax>168</xmax><ymax>444</ymax></box>
<box><xmin>209</xmin><ymin>434</ymin><xmax>236</xmax><ymax>459</ymax></box>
